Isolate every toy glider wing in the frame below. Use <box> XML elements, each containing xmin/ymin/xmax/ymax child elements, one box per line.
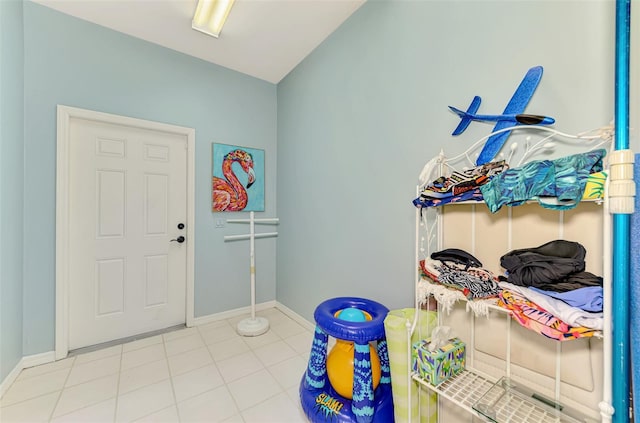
<box><xmin>475</xmin><ymin>66</ymin><xmax>544</xmax><ymax>165</ymax></box>
<box><xmin>451</xmin><ymin>96</ymin><xmax>482</xmax><ymax>135</ymax></box>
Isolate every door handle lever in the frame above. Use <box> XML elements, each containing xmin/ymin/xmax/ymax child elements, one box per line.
<box><xmin>170</xmin><ymin>236</ymin><xmax>185</xmax><ymax>243</ymax></box>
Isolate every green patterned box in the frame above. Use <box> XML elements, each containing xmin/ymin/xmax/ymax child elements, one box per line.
<box><xmin>412</xmin><ymin>338</ymin><xmax>465</xmax><ymax>386</ymax></box>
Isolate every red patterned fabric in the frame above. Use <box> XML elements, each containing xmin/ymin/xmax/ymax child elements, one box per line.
<box><xmin>498</xmin><ymin>290</ymin><xmax>597</xmax><ymax>341</ymax></box>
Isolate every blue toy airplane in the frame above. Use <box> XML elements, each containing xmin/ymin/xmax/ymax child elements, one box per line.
<box><xmin>449</xmin><ymin>66</ymin><xmax>555</xmax><ymax>165</ymax></box>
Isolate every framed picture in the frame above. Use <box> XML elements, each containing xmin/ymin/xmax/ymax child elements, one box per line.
<box><xmin>212</xmin><ymin>143</ymin><xmax>265</xmax><ymax>212</ymax></box>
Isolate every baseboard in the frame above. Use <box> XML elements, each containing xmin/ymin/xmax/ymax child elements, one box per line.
<box><xmin>0</xmin><ymin>351</ymin><xmax>55</xmax><ymax>399</ymax></box>
<box><xmin>275</xmin><ymin>301</ymin><xmax>315</xmax><ymax>331</ymax></box>
<box><xmin>191</xmin><ymin>300</ymin><xmax>277</xmax><ymax>327</ymax></box>
<box><xmin>0</xmin><ymin>360</ymin><xmax>22</xmax><ymax>399</ymax></box>
<box><xmin>21</xmin><ymin>351</ymin><xmax>56</xmax><ymax>369</ymax></box>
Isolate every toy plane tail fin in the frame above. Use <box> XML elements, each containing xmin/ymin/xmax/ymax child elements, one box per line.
<box><xmin>450</xmin><ymin>96</ymin><xmax>481</xmax><ymax>135</ymax></box>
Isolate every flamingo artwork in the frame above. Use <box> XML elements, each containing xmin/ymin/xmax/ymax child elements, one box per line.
<box><xmin>212</xmin><ymin>149</ymin><xmax>256</xmax><ymax>212</ymax></box>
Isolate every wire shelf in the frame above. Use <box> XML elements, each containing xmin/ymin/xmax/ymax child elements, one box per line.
<box><xmin>413</xmin><ymin>369</ymin><xmax>496</xmax><ymax>415</ymax></box>
<box><xmin>474</xmin><ymin>377</ymin><xmax>599</xmax><ymax>423</ymax></box>
<box><xmin>413</xmin><ymin>371</ymin><xmax>598</xmax><ymax>423</ymax></box>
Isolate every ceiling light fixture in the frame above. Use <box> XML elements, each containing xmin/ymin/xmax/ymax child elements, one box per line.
<box><xmin>192</xmin><ymin>0</ymin><xmax>236</xmax><ymax>38</ymax></box>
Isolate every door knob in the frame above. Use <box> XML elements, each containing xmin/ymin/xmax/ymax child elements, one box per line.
<box><xmin>170</xmin><ymin>236</ymin><xmax>185</xmax><ymax>243</ymax></box>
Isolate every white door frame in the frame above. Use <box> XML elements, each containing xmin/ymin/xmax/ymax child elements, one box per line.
<box><xmin>55</xmin><ymin>105</ymin><xmax>196</xmax><ymax>360</ymax></box>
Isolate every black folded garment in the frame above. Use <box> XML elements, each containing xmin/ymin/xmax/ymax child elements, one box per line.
<box><xmin>500</xmin><ymin>240</ymin><xmax>602</xmax><ymax>290</ymax></box>
<box><xmin>534</xmin><ymin>271</ymin><xmax>603</xmax><ymax>292</ymax></box>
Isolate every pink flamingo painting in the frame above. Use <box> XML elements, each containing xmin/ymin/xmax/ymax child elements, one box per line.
<box><xmin>212</xmin><ymin>149</ymin><xmax>256</xmax><ymax>212</ymax></box>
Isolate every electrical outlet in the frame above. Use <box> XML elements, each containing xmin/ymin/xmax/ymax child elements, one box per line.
<box><xmin>215</xmin><ymin>219</ymin><xmax>225</xmax><ymax>228</ymax></box>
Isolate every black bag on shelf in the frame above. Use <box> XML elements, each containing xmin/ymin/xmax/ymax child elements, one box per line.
<box><xmin>431</xmin><ymin>248</ymin><xmax>483</xmax><ymax>269</ymax></box>
<box><xmin>500</xmin><ymin>240</ymin><xmax>586</xmax><ymax>287</ymax></box>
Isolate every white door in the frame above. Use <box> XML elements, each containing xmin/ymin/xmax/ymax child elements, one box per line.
<box><xmin>67</xmin><ymin>117</ymin><xmax>187</xmax><ymax>350</ymax></box>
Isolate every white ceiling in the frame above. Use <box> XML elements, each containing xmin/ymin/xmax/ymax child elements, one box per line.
<box><xmin>31</xmin><ymin>0</ymin><xmax>366</xmax><ymax>84</ymax></box>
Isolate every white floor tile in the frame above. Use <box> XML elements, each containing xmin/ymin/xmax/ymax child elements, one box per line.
<box><xmin>240</xmin><ymin>392</ymin><xmax>308</xmax><ymax>423</ymax></box>
<box><xmin>197</xmin><ymin>319</ymin><xmax>231</xmax><ymax>332</ymax></box>
<box><xmin>73</xmin><ymin>345</ymin><xmax>122</xmax><ymax>365</ymax></box>
<box><xmin>1</xmin><ymin>308</ymin><xmax>314</xmax><ymax>423</ymax></box>
<box><xmin>253</xmin><ymin>340</ymin><xmax>298</xmax><ymax>368</ymax></box>
<box><xmin>167</xmin><ymin>347</ymin><xmax>213</xmax><ymax>376</ymax></box>
<box><xmin>123</xmin><ymin>335</ymin><xmax>163</xmax><ymax>353</ymax></box>
<box><xmin>286</xmin><ymin>385</ymin><xmax>301</xmax><ymax>405</ymax></box>
<box><xmin>200</xmin><ymin>324</ymin><xmax>239</xmax><ymax>345</ymax></box>
<box><xmin>270</xmin><ymin>320</ymin><xmax>307</xmax><ymax>339</ymax></box>
<box><xmin>0</xmin><ymin>392</ymin><xmax>59</xmax><ymax>423</ymax></box>
<box><xmin>227</xmin><ymin>369</ymin><xmax>281</xmax><ymax>411</ymax></box>
<box><xmin>133</xmin><ymin>405</ymin><xmax>179</xmax><ymax>422</ymax></box>
<box><xmin>267</xmin><ymin>355</ymin><xmax>307</xmax><ymax>389</ymax></box>
<box><xmin>225</xmin><ymin>314</ymin><xmax>251</xmax><ymax>328</ymax></box>
<box><xmin>256</xmin><ymin>309</ymin><xmax>292</xmax><ymax>325</ymax></box>
<box><xmin>177</xmin><ymin>385</ymin><xmax>239</xmax><ymax>423</ymax></box>
<box><xmin>299</xmin><ymin>350</ymin><xmax>311</xmax><ymax>363</ymax></box>
<box><xmin>164</xmin><ymin>333</ymin><xmax>205</xmax><ymax>357</ymax></box>
<box><xmin>207</xmin><ymin>338</ymin><xmax>250</xmax><ymax>362</ymax></box>
<box><xmin>1</xmin><ymin>368</ymin><xmax>69</xmax><ymax>407</ymax></box>
<box><xmin>221</xmin><ymin>414</ymin><xmax>245</xmax><ymax>422</ymax></box>
<box><xmin>53</xmin><ymin>374</ymin><xmax>118</xmax><ymax>418</ymax></box>
<box><xmin>65</xmin><ymin>354</ymin><xmax>121</xmax><ymax>387</ymax></box>
<box><xmin>294</xmin><ymin>402</ymin><xmax>309</xmax><ymax>423</ymax></box>
<box><xmin>50</xmin><ymin>398</ymin><xmax>115</xmax><ymax>423</ymax></box>
<box><xmin>283</xmin><ymin>332</ymin><xmax>315</xmax><ymax>355</ymax></box>
<box><xmin>16</xmin><ymin>358</ymin><xmax>75</xmax><ymax>382</ymax></box>
<box><xmin>119</xmin><ymin>359</ymin><xmax>170</xmax><ymax>395</ymax></box>
<box><xmin>162</xmin><ymin>327</ymin><xmax>196</xmax><ymax>342</ymax></box>
<box><xmin>116</xmin><ymin>380</ymin><xmax>174</xmax><ymax>423</ymax></box>
<box><xmin>121</xmin><ymin>344</ymin><xmax>166</xmax><ymax>371</ymax></box>
<box><xmin>241</xmin><ymin>331</ymin><xmax>281</xmax><ymax>350</ymax></box>
<box><xmin>216</xmin><ymin>351</ymin><xmax>264</xmax><ymax>383</ymax></box>
<box><xmin>172</xmin><ymin>364</ymin><xmax>224</xmax><ymax>403</ymax></box>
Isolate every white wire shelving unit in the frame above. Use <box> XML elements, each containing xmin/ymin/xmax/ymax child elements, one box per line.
<box><xmin>407</xmin><ymin>126</ymin><xmax>614</xmax><ymax>423</ymax></box>
<box><xmin>409</xmin><ymin>220</ymin><xmax>608</xmax><ymax>422</ymax></box>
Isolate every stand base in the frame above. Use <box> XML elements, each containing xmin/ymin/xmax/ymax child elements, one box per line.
<box><xmin>236</xmin><ymin>317</ymin><xmax>269</xmax><ymax>337</ymax></box>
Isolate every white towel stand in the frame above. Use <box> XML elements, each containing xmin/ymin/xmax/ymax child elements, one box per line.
<box><xmin>224</xmin><ymin>211</ymin><xmax>279</xmax><ymax>336</ymax></box>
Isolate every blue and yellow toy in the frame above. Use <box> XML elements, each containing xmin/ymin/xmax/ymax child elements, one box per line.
<box><xmin>299</xmin><ymin>297</ymin><xmax>394</xmax><ymax>423</ymax></box>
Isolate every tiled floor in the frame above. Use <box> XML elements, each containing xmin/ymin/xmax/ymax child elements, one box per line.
<box><xmin>0</xmin><ymin>308</ymin><xmax>316</xmax><ymax>422</ymax></box>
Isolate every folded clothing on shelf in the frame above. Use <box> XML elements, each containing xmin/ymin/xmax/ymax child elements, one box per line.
<box><xmin>420</xmin><ymin>257</ymin><xmax>500</xmax><ymax>300</ymax></box>
<box><xmin>531</xmin><ymin>271</ymin><xmax>603</xmax><ymax>292</ymax></box>
<box><xmin>581</xmin><ymin>171</ymin><xmax>607</xmax><ymax>200</ymax></box>
<box><xmin>529</xmin><ymin>286</ymin><xmax>603</xmax><ymax>313</ymax></box>
<box><xmin>413</xmin><ymin>188</ymin><xmax>484</xmax><ymax>208</ymax></box>
<box><xmin>500</xmin><ymin>282</ymin><xmax>603</xmax><ymax>330</ymax></box>
<box><xmin>417</xmin><ymin>278</ymin><xmax>495</xmax><ymax>317</ymax></box>
<box><xmin>479</xmin><ymin>149</ymin><xmax>606</xmax><ymax>213</ymax></box>
<box><xmin>498</xmin><ymin>289</ymin><xmax>599</xmax><ymax>341</ymax></box>
<box><xmin>499</xmin><ymin>239</ymin><xmax>603</xmax><ymax>292</ymax></box>
<box><xmin>413</xmin><ymin>160</ymin><xmax>508</xmax><ymax>208</ymax></box>
<box><xmin>422</xmin><ymin>160</ymin><xmax>509</xmax><ymax>199</ymax></box>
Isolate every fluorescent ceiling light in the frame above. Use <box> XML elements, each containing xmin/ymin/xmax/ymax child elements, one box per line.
<box><xmin>192</xmin><ymin>0</ymin><xmax>236</xmax><ymax>38</ymax></box>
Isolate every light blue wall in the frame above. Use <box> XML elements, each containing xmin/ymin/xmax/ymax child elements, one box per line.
<box><xmin>0</xmin><ymin>0</ymin><xmax>25</xmax><ymax>381</ymax></box>
<box><xmin>276</xmin><ymin>0</ymin><xmax>618</xmax><ymax>321</ymax></box>
<box><xmin>21</xmin><ymin>2</ymin><xmax>277</xmax><ymax>355</ymax></box>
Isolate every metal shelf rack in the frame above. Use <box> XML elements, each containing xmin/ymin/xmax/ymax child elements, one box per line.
<box><xmin>412</xmin><ymin>369</ymin><xmax>599</xmax><ymax>423</ymax></box>
<box><xmin>409</xmin><ymin>196</ymin><xmax>611</xmax><ymax>423</ymax></box>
